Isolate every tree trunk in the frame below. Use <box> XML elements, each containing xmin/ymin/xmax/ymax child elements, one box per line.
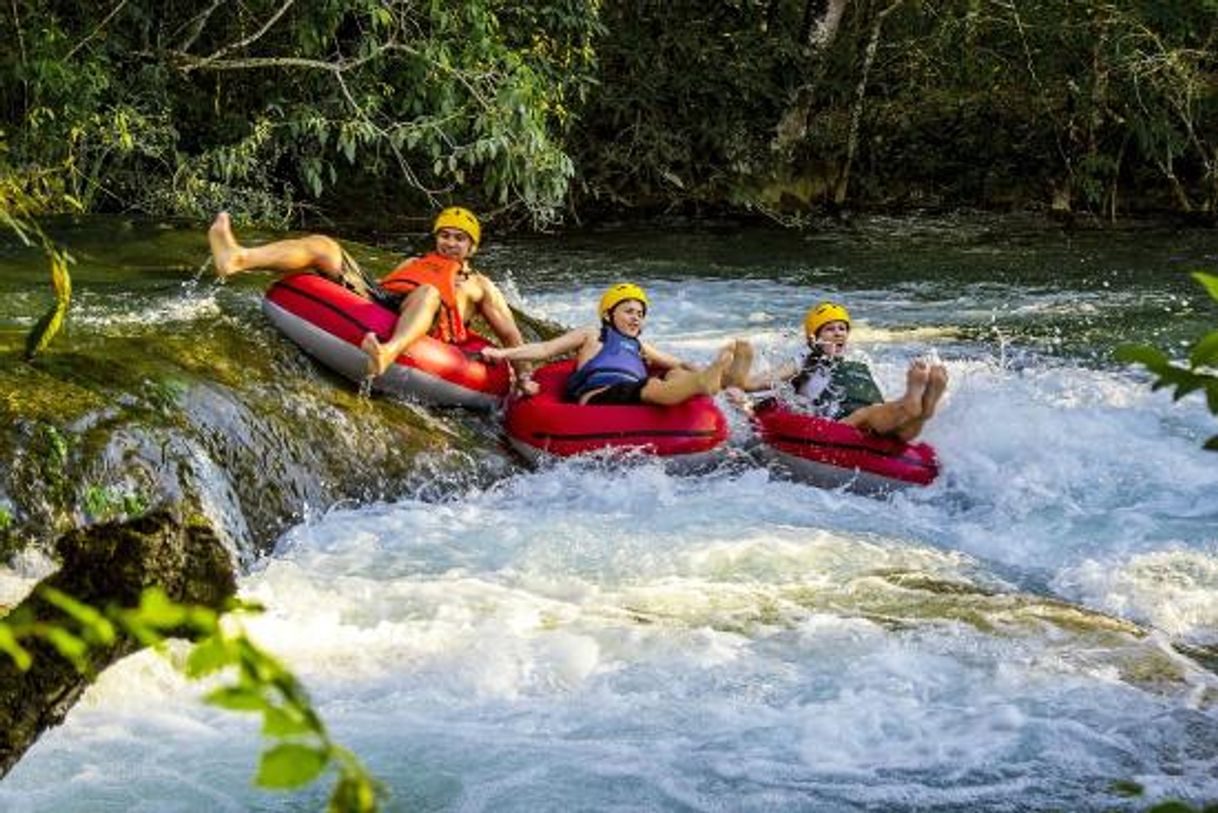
<box><xmin>834</xmin><ymin>0</ymin><xmax>907</xmax><ymax>206</ymax></box>
<box><xmin>0</xmin><ymin>509</ymin><xmax>237</xmax><ymax>777</ymax></box>
<box><xmin>802</xmin><ymin>0</ymin><xmax>849</xmax><ymax>48</ymax></box>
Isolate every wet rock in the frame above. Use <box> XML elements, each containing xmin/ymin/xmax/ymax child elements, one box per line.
<box><xmin>0</xmin><ymin>508</ymin><xmax>236</xmax><ymax>777</ymax></box>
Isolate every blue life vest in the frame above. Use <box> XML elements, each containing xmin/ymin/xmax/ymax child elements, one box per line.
<box><xmin>565</xmin><ymin>323</ymin><xmax>648</xmax><ymax>401</ymax></box>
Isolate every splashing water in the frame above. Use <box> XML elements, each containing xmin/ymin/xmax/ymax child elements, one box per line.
<box><xmin>3</xmin><ymin>217</ymin><xmax>1217</xmax><ymax>811</ymax></box>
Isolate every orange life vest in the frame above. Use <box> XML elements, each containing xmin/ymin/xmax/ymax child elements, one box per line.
<box><xmin>378</xmin><ymin>253</ymin><xmax>469</xmax><ymax>343</ymax></box>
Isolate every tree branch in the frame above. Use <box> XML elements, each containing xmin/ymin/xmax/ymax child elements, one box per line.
<box><xmin>169</xmin><ymin>49</ymin><xmax>382</xmax><ymax>75</ymax></box>
<box><xmin>199</xmin><ymin>0</ymin><xmax>298</xmax><ymax>65</ymax></box>
<box><xmin>174</xmin><ymin>0</ymin><xmax>224</xmax><ymax>53</ymax></box>
<box><xmin>65</xmin><ymin>0</ymin><xmax>129</xmax><ymax>62</ymax></box>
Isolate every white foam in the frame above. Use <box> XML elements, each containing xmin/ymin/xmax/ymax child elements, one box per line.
<box><xmin>6</xmin><ymin>259</ymin><xmax>1218</xmax><ymax>810</ymax></box>
<box><xmin>1055</xmin><ymin>549</ymin><xmax>1218</xmax><ymax>640</ymax></box>
<box><xmin>70</xmin><ymin>291</ymin><xmax>223</xmax><ymax>330</ymax></box>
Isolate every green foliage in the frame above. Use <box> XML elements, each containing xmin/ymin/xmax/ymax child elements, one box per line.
<box><xmin>1</xmin><ymin>0</ymin><xmax>602</xmax><ymax>225</ymax></box>
<box><xmin>3</xmin><ymin>0</ymin><xmax>1216</xmax><ymax>222</ymax></box>
<box><xmin>1</xmin><ymin>587</ymin><xmax>381</xmax><ymax>811</ymax></box>
<box><xmin>82</xmin><ymin>485</ymin><xmax>148</xmax><ymax>524</ymax></box>
<box><xmin>1</xmin><ymin>157</ymin><xmax>75</xmax><ymax>360</ymax></box>
<box><xmin>1117</xmin><ymin>272</ymin><xmax>1218</xmax><ymax>450</ymax></box>
<box><xmin>0</xmin><ymin>507</ymin><xmax>12</xmax><ymax>532</ymax></box>
<box><xmin>33</xmin><ymin>423</ymin><xmax>71</xmax><ymax>497</ymax></box>
<box><xmin>782</xmin><ymin>0</ymin><xmax>1218</xmax><ymax>213</ymax></box>
<box><xmin>571</xmin><ymin>0</ymin><xmax>803</xmax><ymax>209</ymax></box>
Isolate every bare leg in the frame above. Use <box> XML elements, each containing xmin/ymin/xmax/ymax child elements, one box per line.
<box><xmin>875</xmin><ymin>363</ymin><xmax>950</xmax><ymax>440</ymax></box>
<box><xmin>724</xmin><ymin>339</ymin><xmax>754</xmax><ymax>389</ymax></box>
<box><xmin>360</xmin><ymin>285</ymin><xmax>442</xmax><ymax>376</ymax></box>
<box><xmin>640</xmin><ymin>345</ymin><xmax>734</xmax><ymax>406</ymax></box>
<box><xmin>208</xmin><ymin>212</ymin><xmax>345</xmax><ymax>279</ymax></box>
<box><xmin>842</xmin><ymin>360</ymin><xmax>929</xmax><ymax>437</ymax></box>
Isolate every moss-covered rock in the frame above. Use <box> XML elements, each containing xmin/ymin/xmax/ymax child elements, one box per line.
<box><xmin>1</xmin><ymin>223</ymin><xmax>523</xmax><ymax>563</ymax></box>
<box><xmin>0</xmin><ymin>508</ymin><xmax>237</xmax><ymax>776</ymax></box>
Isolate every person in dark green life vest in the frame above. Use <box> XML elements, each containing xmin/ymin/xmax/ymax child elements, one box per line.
<box><xmin>730</xmin><ymin>302</ymin><xmax>948</xmax><ymax>441</ymax></box>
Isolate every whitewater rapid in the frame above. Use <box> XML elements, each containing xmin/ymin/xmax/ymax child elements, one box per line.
<box><xmin>4</xmin><ymin>228</ymin><xmax>1218</xmax><ymax>811</ymax></box>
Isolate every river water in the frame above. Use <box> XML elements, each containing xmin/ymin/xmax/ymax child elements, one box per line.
<box><xmin>2</xmin><ymin>215</ymin><xmax>1217</xmax><ymax>810</ymax></box>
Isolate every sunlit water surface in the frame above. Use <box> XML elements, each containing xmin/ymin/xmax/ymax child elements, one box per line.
<box><xmin>3</xmin><ymin>216</ymin><xmax>1217</xmax><ymax>811</ymax></box>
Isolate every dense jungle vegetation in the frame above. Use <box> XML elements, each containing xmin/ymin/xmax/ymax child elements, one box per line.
<box><xmin>1</xmin><ymin>0</ymin><xmax>1217</xmax><ymax>229</ymax></box>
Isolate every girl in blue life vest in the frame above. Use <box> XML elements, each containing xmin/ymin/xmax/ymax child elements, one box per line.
<box><xmin>729</xmin><ymin>301</ymin><xmax>948</xmax><ymax>442</ymax></box>
<box><xmin>481</xmin><ymin>283</ymin><xmax>748</xmax><ymax>406</ymax></box>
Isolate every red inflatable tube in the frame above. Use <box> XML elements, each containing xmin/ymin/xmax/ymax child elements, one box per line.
<box><xmin>752</xmin><ymin>400</ymin><xmax>939</xmax><ymax>492</ymax></box>
<box><xmin>262</xmin><ymin>273</ymin><xmax>510</xmax><ymax>408</ymax></box>
<box><xmin>504</xmin><ymin>360</ymin><xmax>729</xmax><ymax>463</ymax></box>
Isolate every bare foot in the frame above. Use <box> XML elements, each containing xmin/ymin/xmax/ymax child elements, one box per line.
<box><xmin>697</xmin><ymin>344</ymin><xmax>735</xmax><ymax>395</ymax></box>
<box><xmin>899</xmin><ymin>359</ymin><xmax>930</xmax><ymax>417</ymax></box>
<box><xmin>921</xmin><ymin>363</ymin><xmax>949</xmax><ymax>419</ymax></box>
<box><xmin>515</xmin><ymin>375</ymin><xmax>540</xmax><ymax>397</ymax></box>
<box><xmin>725</xmin><ymin>339</ymin><xmax>753</xmax><ymax>389</ymax></box>
<box><xmin>906</xmin><ymin>359</ymin><xmax>930</xmax><ymax>393</ymax></box>
<box><xmin>360</xmin><ymin>332</ymin><xmax>396</xmax><ymax>377</ymax></box>
<box><xmin>208</xmin><ymin>212</ymin><xmax>244</xmax><ymax>278</ymax></box>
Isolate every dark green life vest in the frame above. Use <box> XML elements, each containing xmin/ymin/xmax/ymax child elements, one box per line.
<box><xmin>790</xmin><ymin>351</ymin><xmax>883</xmax><ymax>420</ymax></box>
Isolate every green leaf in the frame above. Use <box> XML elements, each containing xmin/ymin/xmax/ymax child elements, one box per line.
<box><xmin>1192</xmin><ymin>271</ymin><xmax>1218</xmax><ymax>304</ymax></box>
<box><xmin>1204</xmin><ymin>435</ymin><xmax>1218</xmax><ymax>452</ymax></box>
<box><xmin>262</xmin><ymin>705</ymin><xmax>317</xmax><ymax>738</ymax></box>
<box><xmin>24</xmin><ymin>301</ymin><xmax>68</xmax><ymax>361</ymax></box>
<box><xmin>1166</xmin><ymin>373</ymin><xmax>1206</xmax><ymax>401</ymax></box>
<box><xmin>1114</xmin><ymin>344</ymin><xmax>1169</xmax><ymax>369</ymax></box>
<box><xmin>339</xmin><ymin>131</ymin><xmax>356</xmax><ymax>164</ymax></box>
<box><xmin>256</xmin><ymin>743</ymin><xmax>328</xmax><ymax>789</ymax></box>
<box><xmin>25</xmin><ymin>247</ymin><xmax>73</xmax><ymax>361</ymax></box>
<box><xmin>1146</xmin><ymin>802</ymin><xmax>1203</xmax><ymax>813</ymax></box>
<box><xmin>328</xmin><ymin>774</ymin><xmax>379</xmax><ymax>813</ymax></box>
<box><xmin>205</xmin><ymin>684</ymin><xmax>270</xmax><ymax>712</ymax></box>
<box><xmin>0</xmin><ymin>624</ymin><xmax>33</xmax><ymax>671</ymax></box>
<box><xmin>1190</xmin><ymin>330</ymin><xmax>1218</xmax><ymax>369</ymax></box>
<box><xmin>185</xmin><ymin>606</ymin><xmax>219</xmax><ymax>634</ymax></box>
<box><xmin>40</xmin><ymin>587</ymin><xmax>115</xmax><ymax>645</ymax></box>
<box><xmin>44</xmin><ymin>627</ymin><xmax>89</xmax><ymax>669</ymax></box>
<box><xmin>133</xmin><ymin>588</ymin><xmax>189</xmax><ymax>629</ymax></box>
<box><xmin>50</xmin><ymin>248</ymin><xmax>72</xmax><ymax>301</ymax></box>
<box><xmin>185</xmin><ymin>635</ymin><xmax>234</xmax><ymax>678</ymax></box>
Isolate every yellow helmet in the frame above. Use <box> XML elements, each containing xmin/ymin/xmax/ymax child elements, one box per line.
<box><xmin>598</xmin><ymin>283</ymin><xmax>649</xmax><ymax>320</ymax></box>
<box><xmin>433</xmin><ymin>206</ymin><xmax>481</xmax><ymax>247</ymax></box>
<box><xmin>803</xmin><ymin>301</ymin><xmax>851</xmax><ymax>338</ymax></box>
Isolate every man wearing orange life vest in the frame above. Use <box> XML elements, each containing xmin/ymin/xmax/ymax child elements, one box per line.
<box><xmin>207</xmin><ymin>207</ymin><xmax>538</xmax><ymax>392</ymax></box>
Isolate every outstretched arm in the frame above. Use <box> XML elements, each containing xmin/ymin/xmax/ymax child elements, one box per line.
<box><xmin>640</xmin><ymin>343</ymin><xmax>693</xmax><ymax>372</ymax></box>
<box><xmin>476</xmin><ymin>275</ymin><xmax>529</xmax><ymax>350</ymax></box>
<box><xmin>474</xmin><ymin>273</ymin><xmax>542</xmax><ymax>393</ymax></box>
<box><xmin>482</xmin><ymin>328</ymin><xmax>590</xmax><ymax>363</ymax></box>
<box><xmin>738</xmin><ymin>360</ymin><xmax>799</xmax><ymax>392</ymax></box>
